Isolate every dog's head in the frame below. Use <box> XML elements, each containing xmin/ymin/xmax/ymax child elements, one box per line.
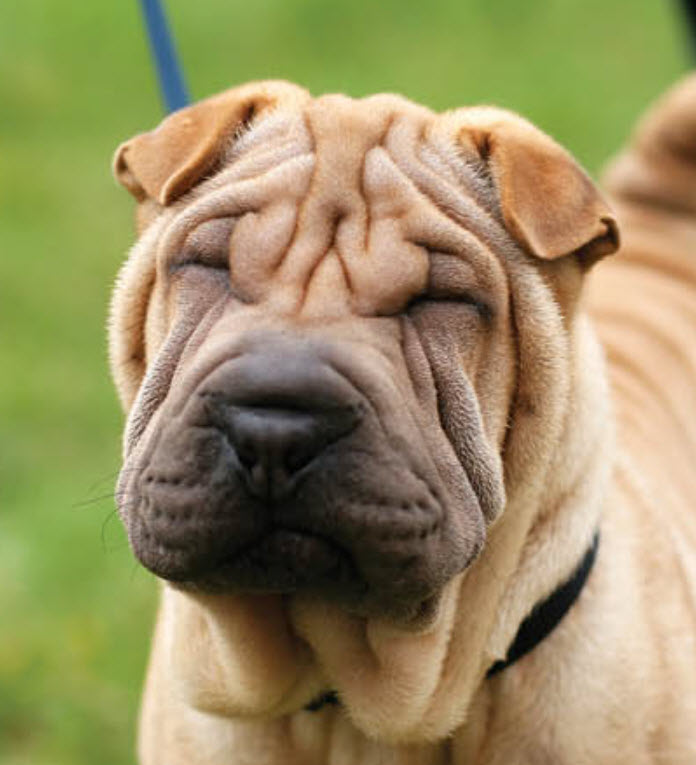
<box><xmin>111</xmin><ymin>81</ymin><xmax>618</xmax><ymax>737</ymax></box>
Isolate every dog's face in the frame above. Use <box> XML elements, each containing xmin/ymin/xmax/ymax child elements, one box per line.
<box><xmin>112</xmin><ymin>81</ymin><xmax>617</xmax><ymax>627</ymax></box>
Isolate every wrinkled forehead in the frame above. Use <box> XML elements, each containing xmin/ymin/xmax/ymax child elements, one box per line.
<box><xmin>160</xmin><ymin>90</ymin><xmax>507</xmax><ymax>317</ymax></box>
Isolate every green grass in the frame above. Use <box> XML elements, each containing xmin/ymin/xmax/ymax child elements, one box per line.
<box><xmin>0</xmin><ymin>0</ymin><xmax>688</xmax><ymax>762</ymax></box>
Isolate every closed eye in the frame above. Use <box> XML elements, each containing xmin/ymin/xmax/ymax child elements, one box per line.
<box><xmin>169</xmin><ymin>216</ymin><xmax>237</xmax><ymax>274</ymax></box>
<box><xmin>407</xmin><ymin>248</ymin><xmax>494</xmax><ymax>321</ymax></box>
<box><xmin>169</xmin><ymin>254</ymin><xmax>229</xmax><ymax>274</ymax></box>
<box><xmin>406</xmin><ymin>291</ymin><xmax>493</xmax><ymax>321</ymax></box>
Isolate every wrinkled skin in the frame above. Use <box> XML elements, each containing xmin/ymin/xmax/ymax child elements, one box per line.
<box><xmin>116</xmin><ymin>95</ymin><xmax>519</xmax><ymax>623</ymax></box>
<box><xmin>109</xmin><ymin>80</ymin><xmax>696</xmax><ymax>763</ymax></box>
<box><xmin>113</xmin><ymin>85</ymin><xmax>614</xmax><ymax>625</ymax></box>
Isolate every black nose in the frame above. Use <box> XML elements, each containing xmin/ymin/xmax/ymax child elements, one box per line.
<box><xmin>227</xmin><ymin>406</ymin><xmax>352</xmax><ymax>499</ymax></box>
<box><xmin>199</xmin><ymin>340</ymin><xmax>363</xmax><ymax>501</ymax></box>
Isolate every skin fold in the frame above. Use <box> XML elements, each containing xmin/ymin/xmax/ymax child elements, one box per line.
<box><xmin>109</xmin><ymin>77</ymin><xmax>696</xmax><ymax>764</ymax></box>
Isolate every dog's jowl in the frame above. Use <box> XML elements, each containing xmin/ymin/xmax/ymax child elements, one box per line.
<box><xmin>110</xmin><ymin>79</ymin><xmax>696</xmax><ymax>764</ymax></box>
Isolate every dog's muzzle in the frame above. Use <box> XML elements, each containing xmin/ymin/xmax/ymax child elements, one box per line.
<box><xmin>119</xmin><ymin>336</ymin><xmax>480</xmax><ymax>620</ymax></box>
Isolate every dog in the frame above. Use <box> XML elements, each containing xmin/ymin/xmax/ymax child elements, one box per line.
<box><xmin>110</xmin><ymin>76</ymin><xmax>696</xmax><ymax>763</ymax></box>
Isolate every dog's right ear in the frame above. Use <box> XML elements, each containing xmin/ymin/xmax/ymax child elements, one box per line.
<box><xmin>113</xmin><ymin>82</ymin><xmax>306</xmax><ymax>206</ymax></box>
<box><xmin>113</xmin><ymin>94</ymin><xmax>256</xmax><ymax>205</ymax></box>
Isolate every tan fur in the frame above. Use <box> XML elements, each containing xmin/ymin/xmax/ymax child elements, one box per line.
<box><xmin>110</xmin><ymin>76</ymin><xmax>696</xmax><ymax>763</ymax></box>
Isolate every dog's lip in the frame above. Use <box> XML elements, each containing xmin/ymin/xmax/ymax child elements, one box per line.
<box><xmin>225</xmin><ymin>524</ymin><xmax>353</xmax><ymax>572</ymax></box>
<box><xmin>176</xmin><ymin>524</ymin><xmax>361</xmax><ymax>593</ymax></box>
<box><xmin>173</xmin><ymin>523</ymin><xmax>448</xmax><ymax>623</ymax></box>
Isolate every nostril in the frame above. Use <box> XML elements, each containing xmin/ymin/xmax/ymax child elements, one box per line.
<box><xmin>221</xmin><ymin>404</ymin><xmax>358</xmax><ymax>500</ymax></box>
<box><xmin>284</xmin><ymin>443</ymin><xmax>316</xmax><ymax>474</ymax></box>
<box><xmin>235</xmin><ymin>437</ymin><xmax>259</xmax><ymax>473</ymax></box>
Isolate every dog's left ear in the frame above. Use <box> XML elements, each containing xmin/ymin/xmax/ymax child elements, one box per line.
<box><xmin>457</xmin><ymin>109</ymin><xmax>620</xmax><ymax>267</ymax></box>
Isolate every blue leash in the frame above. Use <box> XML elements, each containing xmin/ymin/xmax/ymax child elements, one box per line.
<box><xmin>137</xmin><ymin>0</ymin><xmax>190</xmax><ymax>113</ymax></box>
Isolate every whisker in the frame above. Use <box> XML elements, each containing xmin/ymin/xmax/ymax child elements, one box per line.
<box><xmin>71</xmin><ymin>489</ymin><xmax>139</xmax><ymax>510</ymax></box>
<box><xmin>72</xmin><ymin>492</ymin><xmax>121</xmax><ymax>509</ymax></box>
<box><xmin>85</xmin><ymin>469</ymin><xmax>123</xmax><ymax>495</ymax></box>
<box><xmin>100</xmin><ymin>508</ymin><xmax>122</xmax><ymax>552</ymax></box>
<box><xmin>73</xmin><ymin>465</ymin><xmax>148</xmax><ymax>510</ymax></box>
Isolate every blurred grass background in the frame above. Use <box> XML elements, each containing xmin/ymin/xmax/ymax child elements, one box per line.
<box><xmin>0</xmin><ymin>0</ymin><xmax>689</xmax><ymax>762</ymax></box>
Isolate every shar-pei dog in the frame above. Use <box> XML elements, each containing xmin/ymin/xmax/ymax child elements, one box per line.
<box><xmin>110</xmin><ymin>75</ymin><xmax>696</xmax><ymax>763</ymax></box>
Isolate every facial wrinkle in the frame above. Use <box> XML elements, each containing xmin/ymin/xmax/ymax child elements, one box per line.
<box><xmin>270</xmin><ymin>98</ymin><xmax>415</xmax><ymax>316</ymax></box>
<box><xmin>384</xmin><ymin>120</ymin><xmax>512</xmax><ymax>260</ymax></box>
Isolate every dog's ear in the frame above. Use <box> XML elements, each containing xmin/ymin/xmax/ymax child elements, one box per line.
<box><xmin>112</xmin><ymin>82</ymin><xmax>306</xmax><ymax>206</ymax></box>
<box><xmin>113</xmin><ymin>94</ymin><xmax>261</xmax><ymax>206</ymax></box>
<box><xmin>457</xmin><ymin>109</ymin><xmax>620</xmax><ymax>267</ymax></box>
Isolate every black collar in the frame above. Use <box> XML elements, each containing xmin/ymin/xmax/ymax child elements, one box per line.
<box><xmin>304</xmin><ymin>532</ymin><xmax>600</xmax><ymax>711</ymax></box>
<box><xmin>487</xmin><ymin>531</ymin><xmax>600</xmax><ymax>677</ymax></box>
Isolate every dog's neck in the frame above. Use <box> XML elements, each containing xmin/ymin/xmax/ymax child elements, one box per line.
<box><xmin>483</xmin><ymin>312</ymin><xmax>613</xmax><ymax>663</ymax></box>
<box><xmin>307</xmin><ymin>523</ymin><xmax>601</xmax><ymax>709</ymax></box>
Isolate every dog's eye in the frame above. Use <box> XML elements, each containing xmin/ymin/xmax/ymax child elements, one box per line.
<box><xmin>407</xmin><ymin>250</ymin><xmax>493</xmax><ymax>321</ymax></box>
<box><xmin>169</xmin><ymin>217</ymin><xmax>236</xmax><ymax>274</ymax></box>
<box><xmin>169</xmin><ymin>250</ymin><xmax>229</xmax><ymax>274</ymax></box>
<box><xmin>406</xmin><ymin>290</ymin><xmax>492</xmax><ymax>320</ymax></box>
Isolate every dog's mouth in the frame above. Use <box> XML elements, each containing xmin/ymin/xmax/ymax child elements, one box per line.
<box><xmin>127</xmin><ymin>474</ymin><xmax>457</xmax><ymax>620</ymax></box>
<box><xmin>173</xmin><ymin>522</ymin><xmax>447</xmax><ymax>624</ymax></box>
<box><xmin>121</xmin><ymin>426</ymin><xmax>479</xmax><ymax>620</ymax></box>
<box><xmin>174</xmin><ymin>526</ymin><xmax>360</xmax><ymax>597</ymax></box>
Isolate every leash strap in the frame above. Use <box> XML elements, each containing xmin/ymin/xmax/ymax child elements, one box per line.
<box><xmin>487</xmin><ymin>531</ymin><xmax>600</xmax><ymax>677</ymax></box>
<box><xmin>137</xmin><ymin>0</ymin><xmax>190</xmax><ymax>113</ymax></box>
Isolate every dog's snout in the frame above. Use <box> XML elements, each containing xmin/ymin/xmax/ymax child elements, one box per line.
<box><xmin>196</xmin><ymin>342</ymin><xmax>363</xmax><ymax>499</ymax></box>
<box><xmin>227</xmin><ymin>406</ymin><xmax>353</xmax><ymax>499</ymax></box>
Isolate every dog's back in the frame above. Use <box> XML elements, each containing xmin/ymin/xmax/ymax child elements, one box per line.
<box><xmin>588</xmin><ymin>76</ymin><xmax>696</xmax><ymax>535</ymax></box>
<box><xmin>579</xmin><ymin>76</ymin><xmax>696</xmax><ymax>756</ymax></box>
